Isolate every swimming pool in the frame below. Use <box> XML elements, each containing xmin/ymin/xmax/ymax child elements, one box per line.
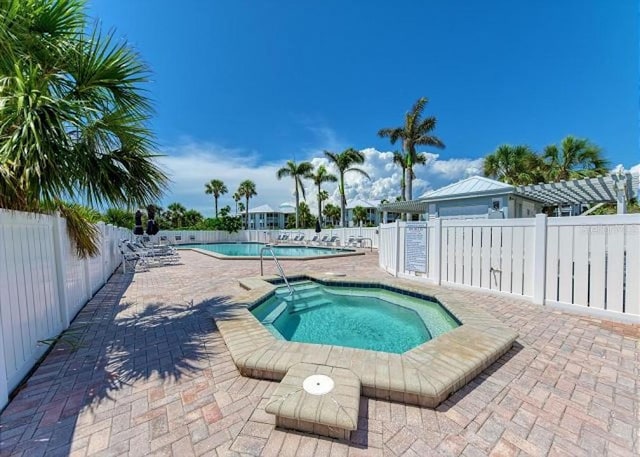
<box><xmin>181</xmin><ymin>242</ymin><xmax>358</xmax><ymax>258</ymax></box>
<box><xmin>250</xmin><ymin>280</ymin><xmax>459</xmax><ymax>353</ymax></box>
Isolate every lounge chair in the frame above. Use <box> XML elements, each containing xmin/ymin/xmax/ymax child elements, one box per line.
<box><xmin>307</xmin><ymin>235</ymin><xmax>319</xmax><ymax>245</ymax></box>
<box><xmin>119</xmin><ymin>244</ymin><xmax>150</xmax><ymax>273</ymax></box>
<box><xmin>123</xmin><ymin>241</ymin><xmax>180</xmax><ymax>264</ymax></box>
<box><xmin>323</xmin><ymin>235</ymin><xmax>339</xmax><ymax>246</ymax></box>
<box><xmin>317</xmin><ymin>235</ymin><xmax>329</xmax><ymax>246</ymax></box>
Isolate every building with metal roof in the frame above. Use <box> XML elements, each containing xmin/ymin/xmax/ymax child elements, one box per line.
<box><xmin>379</xmin><ymin>173</ymin><xmax>639</xmax><ymax>220</ymax></box>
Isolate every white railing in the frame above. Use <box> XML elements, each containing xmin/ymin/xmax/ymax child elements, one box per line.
<box><xmin>0</xmin><ymin>209</ymin><xmax>129</xmax><ymax>410</ymax></box>
<box><xmin>157</xmin><ymin>227</ymin><xmax>380</xmax><ymax>248</ymax></box>
<box><xmin>379</xmin><ymin>214</ymin><xmax>640</xmax><ymax>322</ymax></box>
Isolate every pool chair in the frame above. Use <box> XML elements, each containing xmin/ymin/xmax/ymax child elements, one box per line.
<box><xmin>174</xmin><ymin>235</ymin><xmax>182</xmax><ymax>244</ymax></box>
<box><xmin>346</xmin><ymin>236</ymin><xmax>360</xmax><ymax>247</ymax></box>
<box><xmin>307</xmin><ymin>235</ymin><xmax>320</xmax><ymax>245</ymax></box>
<box><xmin>316</xmin><ymin>235</ymin><xmax>330</xmax><ymax>245</ymax></box>
<box><xmin>188</xmin><ymin>235</ymin><xmax>196</xmax><ymax>242</ymax></box>
<box><xmin>119</xmin><ymin>245</ymin><xmax>150</xmax><ymax>273</ymax></box>
<box><xmin>134</xmin><ymin>240</ymin><xmax>178</xmax><ymax>256</ymax></box>
<box><xmin>296</xmin><ymin>234</ymin><xmax>305</xmax><ymax>243</ymax></box>
<box><xmin>323</xmin><ymin>235</ymin><xmax>340</xmax><ymax>246</ymax></box>
<box><xmin>124</xmin><ymin>241</ymin><xmax>180</xmax><ymax>264</ymax></box>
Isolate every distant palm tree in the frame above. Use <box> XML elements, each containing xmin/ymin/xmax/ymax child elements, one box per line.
<box><xmin>543</xmin><ymin>136</ymin><xmax>609</xmax><ymax>182</ymax></box>
<box><xmin>484</xmin><ymin>145</ymin><xmax>546</xmax><ymax>185</ymax></box>
<box><xmin>237</xmin><ymin>180</ymin><xmax>257</xmax><ymax>229</ymax></box>
<box><xmin>352</xmin><ymin>206</ymin><xmax>367</xmax><ymax>226</ymax></box>
<box><xmin>324</xmin><ymin>148</ymin><xmax>370</xmax><ymax>227</ymax></box>
<box><xmin>232</xmin><ymin>192</ymin><xmax>241</xmax><ymax>214</ymax></box>
<box><xmin>318</xmin><ymin>189</ymin><xmax>330</xmax><ymax>225</ymax></box>
<box><xmin>309</xmin><ymin>165</ymin><xmax>337</xmax><ymax>226</ymax></box>
<box><xmin>378</xmin><ymin>97</ymin><xmax>445</xmax><ymax>201</ymax></box>
<box><xmin>276</xmin><ymin>160</ymin><xmax>314</xmax><ymax>228</ymax></box>
<box><xmin>204</xmin><ymin>179</ymin><xmax>228</xmax><ymax>217</ymax></box>
<box><xmin>323</xmin><ymin>203</ymin><xmax>340</xmax><ymax>226</ymax></box>
<box><xmin>392</xmin><ymin>151</ymin><xmax>429</xmax><ymax>201</ymax></box>
<box><xmin>165</xmin><ymin>202</ymin><xmax>186</xmax><ymax>228</ymax></box>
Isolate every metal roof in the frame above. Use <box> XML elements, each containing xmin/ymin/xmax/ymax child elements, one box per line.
<box><xmin>515</xmin><ymin>173</ymin><xmax>639</xmax><ymax>205</ymax></box>
<box><xmin>346</xmin><ymin>198</ymin><xmax>381</xmax><ymax>209</ymax></box>
<box><xmin>419</xmin><ymin>176</ymin><xmax>513</xmax><ymax>200</ymax></box>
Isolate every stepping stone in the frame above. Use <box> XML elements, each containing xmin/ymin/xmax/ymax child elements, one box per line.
<box><xmin>265</xmin><ymin>362</ymin><xmax>360</xmax><ymax>439</ymax></box>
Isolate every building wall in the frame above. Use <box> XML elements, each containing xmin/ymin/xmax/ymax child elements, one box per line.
<box><xmin>427</xmin><ymin>194</ymin><xmax>509</xmax><ymax>219</ymax></box>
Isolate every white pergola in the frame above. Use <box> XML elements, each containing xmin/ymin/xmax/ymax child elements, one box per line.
<box><xmin>515</xmin><ymin>173</ymin><xmax>639</xmax><ymax>214</ymax></box>
<box><xmin>379</xmin><ymin>173</ymin><xmax>639</xmax><ymax>217</ymax></box>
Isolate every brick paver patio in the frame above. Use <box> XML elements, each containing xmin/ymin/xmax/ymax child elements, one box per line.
<box><xmin>0</xmin><ymin>250</ymin><xmax>638</xmax><ymax>456</ymax></box>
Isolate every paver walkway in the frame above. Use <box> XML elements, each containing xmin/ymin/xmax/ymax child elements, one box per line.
<box><xmin>0</xmin><ymin>250</ymin><xmax>638</xmax><ymax>456</ymax></box>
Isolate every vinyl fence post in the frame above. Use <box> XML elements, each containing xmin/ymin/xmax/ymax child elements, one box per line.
<box><xmin>533</xmin><ymin>214</ymin><xmax>548</xmax><ymax>305</ymax></box>
<box><xmin>433</xmin><ymin>218</ymin><xmax>442</xmax><ymax>285</ymax></box>
<box><xmin>394</xmin><ymin>220</ymin><xmax>400</xmax><ymax>277</ymax></box>
<box><xmin>52</xmin><ymin>213</ymin><xmax>70</xmax><ymax>328</ymax></box>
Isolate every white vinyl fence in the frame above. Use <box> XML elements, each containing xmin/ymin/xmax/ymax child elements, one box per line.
<box><xmin>379</xmin><ymin>214</ymin><xmax>640</xmax><ymax>322</ymax></box>
<box><xmin>0</xmin><ymin>209</ymin><xmax>129</xmax><ymax>410</ymax></box>
<box><xmin>157</xmin><ymin>227</ymin><xmax>380</xmax><ymax>248</ymax></box>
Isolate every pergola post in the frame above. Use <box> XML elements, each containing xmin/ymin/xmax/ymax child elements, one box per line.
<box><xmin>616</xmin><ymin>180</ymin><xmax>627</xmax><ymax>214</ymax></box>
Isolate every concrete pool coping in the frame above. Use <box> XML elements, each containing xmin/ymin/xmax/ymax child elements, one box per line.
<box><xmin>179</xmin><ymin>244</ymin><xmax>365</xmax><ymax>261</ymax></box>
<box><xmin>213</xmin><ymin>273</ymin><xmax>518</xmax><ymax>408</ymax></box>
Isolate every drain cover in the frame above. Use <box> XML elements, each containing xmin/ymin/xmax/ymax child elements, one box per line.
<box><xmin>302</xmin><ymin>374</ymin><xmax>335</xmax><ymax>395</ymax></box>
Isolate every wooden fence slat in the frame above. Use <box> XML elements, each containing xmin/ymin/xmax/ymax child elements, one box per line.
<box><xmin>589</xmin><ymin>229</ymin><xmax>606</xmax><ymax>310</ymax></box>
<box><xmin>511</xmin><ymin>227</ymin><xmax>524</xmax><ymax>295</ymax></box>
<box><xmin>573</xmin><ymin>225</ymin><xmax>590</xmax><ymax>307</ymax></box>
<box><xmin>545</xmin><ymin>226</ymin><xmax>559</xmax><ymax>301</ymax></box>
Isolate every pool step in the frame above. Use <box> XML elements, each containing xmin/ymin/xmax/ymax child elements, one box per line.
<box><xmin>263</xmin><ymin>301</ymin><xmax>288</xmax><ymax>324</ymax></box>
<box><xmin>275</xmin><ymin>281</ymin><xmax>318</xmax><ymax>295</ymax></box>
<box><xmin>289</xmin><ymin>298</ymin><xmax>333</xmax><ymax>313</ymax></box>
<box><xmin>287</xmin><ymin>288</ymin><xmax>324</xmax><ymax>301</ymax></box>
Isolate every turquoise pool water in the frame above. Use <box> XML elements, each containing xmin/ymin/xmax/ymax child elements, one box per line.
<box><xmin>250</xmin><ymin>281</ymin><xmax>459</xmax><ymax>353</ymax></box>
<box><xmin>181</xmin><ymin>242</ymin><xmax>352</xmax><ymax>257</ymax></box>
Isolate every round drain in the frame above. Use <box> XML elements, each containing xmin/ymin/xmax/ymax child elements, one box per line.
<box><xmin>302</xmin><ymin>374</ymin><xmax>335</xmax><ymax>395</ymax></box>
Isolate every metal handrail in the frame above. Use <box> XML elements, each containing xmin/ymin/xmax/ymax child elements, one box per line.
<box><xmin>260</xmin><ymin>245</ymin><xmax>293</xmax><ymax>295</ymax></box>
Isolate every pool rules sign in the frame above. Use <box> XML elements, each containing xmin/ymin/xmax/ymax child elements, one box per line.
<box><xmin>404</xmin><ymin>222</ymin><xmax>427</xmax><ymax>273</ymax></box>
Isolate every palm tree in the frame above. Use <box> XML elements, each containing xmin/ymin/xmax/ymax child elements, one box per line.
<box><xmin>378</xmin><ymin>97</ymin><xmax>445</xmax><ymax>201</ymax></box>
<box><xmin>0</xmin><ymin>0</ymin><xmax>167</xmax><ymax>256</ymax></box>
<box><xmin>352</xmin><ymin>206</ymin><xmax>368</xmax><ymax>226</ymax></box>
<box><xmin>165</xmin><ymin>203</ymin><xmax>186</xmax><ymax>229</ymax></box>
<box><xmin>483</xmin><ymin>145</ymin><xmax>546</xmax><ymax>185</ymax></box>
<box><xmin>323</xmin><ymin>203</ymin><xmax>340</xmax><ymax>227</ymax></box>
<box><xmin>204</xmin><ymin>179</ymin><xmax>228</xmax><ymax>217</ymax></box>
<box><xmin>392</xmin><ymin>151</ymin><xmax>430</xmax><ymax>201</ymax></box>
<box><xmin>309</xmin><ymin>165</ymin><xmax>337</xmax><ymax>225</ymax></box>
<box><xmin>324</xmin><ymin>148</ymin><xmax>370</xmax><ymax>227</ymax></box>
<box><xmin>232</xmin><ymin>192</ymin><xmax>241</xmax><ymax>215</ymax></box>
<box><xmin>276</xmin><ymin>160</ymin><xmax>314</xmax><ymax>228</ymax></box>
<box><xmin>543</xmin><ymin>136</ymin><xmax>609</xmax><ymax>182</ymax></box>
<box><xmin>237</xmin><ymin>180</ymin><xmax>257</xmax><ymax>229</ymax></box>
<box><xmin>318</xmin><ymin>190</ymin><xmax>329</xmax><ymax>225</ymax></box>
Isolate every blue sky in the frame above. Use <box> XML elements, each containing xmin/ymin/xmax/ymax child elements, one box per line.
<box><xmin>89</xmin><ymin>0</ymin><xmax>639</xmax><ymax>216</ymax></box>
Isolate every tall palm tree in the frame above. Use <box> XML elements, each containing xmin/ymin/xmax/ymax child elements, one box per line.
<box><xmin>309</xmin><ymin>165</ymin><xmax>337</xmax><ymax>225</ymax></box>
<box><xmin>543</xmin><ymin>136</ymin><xmax>609</xmax><ymax>182</ymax></box>
<box><xmin>232</xmin><ymin>192</ymin><xmax>241</xmax><ymax>215</ymax></box>
<box><xmin>237</xmin><ymin>180</ymin><xmax>257</xmax><ymax>229</ymax></box>
<box><xmin>378</xmin><ymin>97</ymin><xmax>445</xmax><ymax>201</ymax></box>
<box><xmin>204</xmin><ymin>179</ymin><xmax>228</xmax><ymax>217</ymax></box>
<box><xmin>276</xmin><ymin>160</ymin><xmax>314</xmax><ymax>228</ymax></box>
<box><xmin>324</xmin><ymin>148</ymin><xmax>370</xmax><ymax>227</ymax></box>
<box><xmin>0</xmin><ymin>0</ymin><xmax>167</xmax><ymax>256</ymax></box>
<box><xmin>483</xmin><ymin>145</ymin><xmax>546</xmax><ymax>185</ymax></box>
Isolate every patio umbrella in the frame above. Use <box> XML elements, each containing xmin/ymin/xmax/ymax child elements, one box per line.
<box><xmin>133</xmin><ymin>210</ymin><xmax>144</xmax><ymax>235</ymax></box>
<box><xmin>315</xmin><ymin>219</ymin><xmax>321</xmax><ymax>233</ymax></box>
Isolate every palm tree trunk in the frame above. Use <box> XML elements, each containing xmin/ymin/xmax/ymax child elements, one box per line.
<box><xmin>401</xmin><ymin>168</ymin><xmax>406</xmax><ymax>201</ymax></box>
<box><xmin>245</xmin><ymin>197</ymin><xmax>249</xmax><ymax>229</ymax></box>
<box><xmin>294</xmin><ymin>184</ymin><xmax>300</xmax><ymax>229</ymax></box>
<box><xmin>340</xmin><ymin>175</ymin><xmax>346</xmax><ymax>227</ymax></box>
<box><xmin>317</xmin><ymin>184</ymin><xmax>322</xmax><ymax>227</ymax></box>
<box><xmin>214</xmin><ymin>197</ymin><xmax>218</xmax><ymax>218</ymax></box>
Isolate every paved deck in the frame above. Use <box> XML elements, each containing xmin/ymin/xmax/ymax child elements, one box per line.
<box><xmin>0</xmin><ymin>250</ymin><xmax>638</xmax><ymax>456</ymax></box>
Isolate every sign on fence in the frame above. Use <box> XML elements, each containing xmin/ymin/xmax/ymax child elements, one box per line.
<box><xmin>404</xmin><ymin>222</ymin><xmax>427</xmax><ymax>273</ymax></box>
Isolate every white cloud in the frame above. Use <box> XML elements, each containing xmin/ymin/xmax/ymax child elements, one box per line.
<box><xmin>629</xmin><ymin>163</ymin><xmax>640</xmax><ymax>174</ymax></box>
<box><xmin>158</xmin><ymin>140</ymin><xmax>486</xmax><ymax>217</ymax></box>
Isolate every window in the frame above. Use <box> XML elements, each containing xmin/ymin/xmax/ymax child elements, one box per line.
<box><xmin>491</xmin><ymin>199</ymin><xmax>501</xmax><ymax>211</ymax></box>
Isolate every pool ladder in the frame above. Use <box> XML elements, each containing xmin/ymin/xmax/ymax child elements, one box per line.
<box><xmin>260</xmin><ymin>245</ymin><xmax>293</xmax><ymax>296</ymax></box>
